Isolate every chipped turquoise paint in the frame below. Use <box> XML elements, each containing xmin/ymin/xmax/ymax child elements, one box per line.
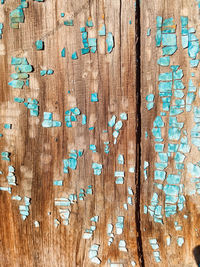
<box><xmin>106</xmin><ymin>32</ymin><xmax>114</xmax><ymax>53</ymax></box>
<box><xmin>35</xmin><ymin>40</ymin><xmax>44</xmax><ymax>50</ymax></box>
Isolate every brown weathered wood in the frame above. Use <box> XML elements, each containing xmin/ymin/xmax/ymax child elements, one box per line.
<box><xmin>0</xmin><ymin>0</ymin><xmax>138</xmax><ymax>266</ymax></box>
<box><xmin>141</xmin><ymin>1</ymin><xmax>200</xmax><ymax>266</ymax></box>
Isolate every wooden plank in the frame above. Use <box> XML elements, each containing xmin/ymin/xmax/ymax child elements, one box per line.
<box><xmin>0</xmin><ymin>0</ymin><xmax>138</xmax><ymax>266</ymax></box>
<box><xmin>141</xmin><ymin>0</ymin><xmax>200</xmax><ymax>266</ymax></box>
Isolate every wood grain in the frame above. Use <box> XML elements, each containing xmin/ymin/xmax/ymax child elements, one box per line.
<box><xmin>0</xmin><ymin>0</ymin><xmax>138</xmax><ymax>266</ymax></box>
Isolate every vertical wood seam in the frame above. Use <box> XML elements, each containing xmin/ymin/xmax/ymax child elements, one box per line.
<box><xmin>135</xmin><ymin>0</ymin><xmax>145</xmax><ymax>266</ymax></box>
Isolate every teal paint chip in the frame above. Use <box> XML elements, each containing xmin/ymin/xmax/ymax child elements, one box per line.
<box><xmin>162</xmin><ymin>34</ymin><xmax>176</xmax><ymax>46</ymax></box>
<box><xmin>47</xmin><ymin>69</ymin><xmax>54</xmax><ymax>75</ymax></box>
<box><xmin>181</xmin><ymin>16</ymin><xmax>188</xmax><ymax>27</ymax></box>
<box><xmin>152</xmin><ymin>127</ymin><xmax>162</xmax><ymax>139</ymax></box>
<box><xmin>156</xmin><ymin>29</ymin><xmax>162</xmax><ymax>47</ymax></box>
<box><xmin>52</xmin><ymin>121</ymin><xmax>62</xmax><ymax>127</ymax></box>
<box><xmin>61</xmin><ymin>48</ymin><xmax>66</xmax><ymax>57</ymax></box>
<box><xmin>147</xmin><ymin>102</ymin><xmax>154</xmax><ymax>110</ymax></box>
<box><xmin>156</xmin><ymin>16</ymin><xmax>163</xmax><ymax>28</ymax></box>
<box><xmin>15</xmin><ymin>64</ymin><xmax>33</xmax><ymax>73</ymax></box>
<box><xmin>86</xmin><ymin>19</ymin><xmax>93</xmax><ymax>27</ymax></box>
<box><xmin>98</xmin><ymin>24</ymin><xmax>106</xmax><ymax>36</ymax></box>
<box><xmin>14</xmin><ymin>97</ymin><xmax>25</xmax><ymax>103</ymax></box>
<box><xmin>8</xmin><ymin>80</ymin><xmax>24</xmax><ymax>89</ymax></box>
<box><xmin>108</xmin><ymin>115</ymin><xmax>116</xmax><ymax>127</ymax></box>
<box><xmin>157</xmin><ymin>56</ymin><xmax>170</xmax><ymax>66</ymax></box>
<box><xmin>64</xmin><ymin>20</ymin><xmax>74</xmax><ymax>26</ymax></box>
<box><xmin>162</xmin><ymin>46</ymin><xmax>177</xmax><ymax>56</ymax></box>
<box><xmin>88</xmin><ymin>38</ymin><xmax>97</xmax><ymax>47</ymax></box>
<box><xmin>115</xmin><ymin>120</ymin><xmax>123</xmax><ymax>130</ymax></box>
<box><xmin>82</xmin><ymin>32</ymin><xmax>87</xmax><ymax>39</ymax></box>
<box><xmin>190</xmin><ymin>59</ymin><xmax>199</xmax><ymax>67</ymax></box>
<box><xmin>147</xmin><ymin>28</ymin><xmax>151</xmax><ymax>36</ymax></box>
<box><xmin>91</xmin><ymin>93</ymin><xmax>98</xmax><ymax>102</ymax></box>
<box><xmin>167</xmin><ymin>174</ymin><xmax>181</xmax><ymax>184</ymax></box>
<box><xmin>53</xmin><ymin>180</ymin><xmax>63</xmax><ymax>186</ymax></box>
<box><xmin>168</xmin><ymin>127</ymin><xmax>181</xmax><ymax>140</ymax></box>
<box><xmin>106</xmin><ymin>32</ymin><xmax>114</xmax><ymax>53</ymax></box>
<box><xmin>188</xmin><ymin>40</ymin><xmax>199</xmax><ymax>59</ymax></box>
<box><xmin>154</xmin><ymin>170</ymin><xmax>166</xmax><ymax>181</ymax></box>
<box><xmin>154</xmin><ymin>116</ymin><xmax>164</xmax><ymax>127</ymax></box>
<box><xmin>81</xmin><ymin>48</ymin><xmax>89</xmax><ymax>55</ymax></box>
<box><xmin>35</xmin><ymin>40</ymin><xmax>44</xmax><ymax>50</ymax></box>
<box><xmin>118</xmin><ymin>154</ymin><xmax>124</xmax><ymax>165</ymax></box>
<box><xmin>42</xmin><ymin>120</ymin><xmax>53</xmax><ymax>127</ymax></box>
<box><xmin>82</xmin><ymin>114</ymin><xmax>87</xmax><ymax>125</ymax></box>
<box><xmin>72</xmin><ymin>52</ymin><xmax>78</xmax><ymax>60</ymax></box>
<box><xmin>120</xmin><ymin>112</ymin><xmax>127</xmax><ymax>120</ymax></box>
<box><xmin>4</xmin><ymin>124</ymin><xmax>12</xmax><ymax>129</ymax></box>
<box><xmin>155</xmin><ymin>143</ymin><xmax>164</xmax><ymax>152</ymax></box>
<box><xmin>146</xmin><ymin>94</ymin><xmax>154</xmax><ymax>102</ymax></box>
<box><xmin>80</xmin><ymin>27</ymin><xmax>86</xmax><ymax>32</ymax></box>
<box><xmin>40</xmin><ymin>70</ymin><xmax>47</xmax><ymax>76</ymax></box>
<box><xmin>164</xmin><ymin>184</ymin><xmax>180</xmax><ymax>196</ymax></box>
<box><xmin>177</xmin><ymin>237</ymin><xmax>184</xmax><ymax>247</ymax></box>
<box><xmin>44</xmin><ymin>112</ymin><xmax>52</xmax><ymax>120</ymax></box>
<box><xmin>61</xmin><ymin>13</ymin><xmax>65</xmax><ymax>17</ymax></box>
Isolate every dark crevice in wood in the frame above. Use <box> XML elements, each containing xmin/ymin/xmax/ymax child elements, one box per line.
<box><xmin>135</xmin><ymin>0</ymin><xmax>145</xmax><ymax>266</ymax></box>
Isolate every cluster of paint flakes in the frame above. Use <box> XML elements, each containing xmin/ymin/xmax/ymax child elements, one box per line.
<box><xmin>89</xmin><ymin>244</ymin><xmax>101</xmax><ymax>265</ymax></box>
<box><xmin>8</xmin><ymin>57</ymin><xmax>32</xmax><ymax>89</ymax></box>
<box><xmin>149</xmin><ymin>239</ymin><xmax>161</xmax><ymax>263</ymax></box>
<box><xmin>24</xmin><ymin>98</ymin><xmax>39</xmax><ymax>116</ymax></box>
<box><xmin>115</xmin><ymin>171</ymin><xmax>125</xmax><ymax>185</ymax></box>
<box><xmin>145</xmin><ymin>192</ymin><xmax>163</xmax><ymax>224</ymax></box>
<box><xmin>108</xmin><ymin>113</ymin><xmax>127</xmax><ymax>144</ymax></box>
<box><xmin>40</xmin><ymin>69</ymin><xmax>54</xmax><ymax>76</ymax></box>
<box><xmin>83</xmin><ymin>215</ymin><xmax>99</xmax><ymax>239</ymax></box>
<box><xmin>107</xmin><ymin>223</ymin><xmax>114</xmax><ymax>246</ymax></box>
<box><xmin>19</xmin><ymin>197</ymin><xmax>31</xmax><ymax>220</ymax></box>
<box><xmin>115</xmin><ymin>216</ymin><xmax>124</xmax><ymax>235</ymax></box>
<box><xmin>0</xmin><ymin>23</ymin><xmax>3</xmax><ymax>39</ymax></box>
<box><xmin>191</xmin><ymin>107</ymin><xmax>200</xmax><ymax>149</ymax></box>
<box><xmin>42</xmin><ymin>112</ymin><xmax>61</xmax><ymax>128</ymax></box>
<box><xmin>181</xmin><ymin>16</ymin><xmax>199</xmax><ymax>59</ymax></box>
<box><xmin>146</xmin><ymin>94</ymin><xmax>155</xmax><ymax>110</ymax></box>
<box><xmin>54</xmin><ymin>197</ymin><xmax>74</xmax><ymax>225</ymax></box>
<box><xmin>7</xmin><ymin>165</ymin><xmax>16</xmax><ymax>186</ymax></box>
<box><xmin>9</xmin><ymin>1</ymin><xmax>28</xmax><ymax>29</ymax></box>
<box><xmin>92</xmin><ymin>162</ymin><xmax>102</xmax><ymax>175</ymax></box>
<box><xmin>118</xmin><ymin>240</ymin><xmax>127</xmax><ymax>252</ymax></box>
<box><xmin>124</xmin><ymin>186</ymin><xmax>133</xmax><ymax>210</ymax></box>
<box><xmin>104</xmin><ymin>141</ymin><xmax>110</xmax><ymax>154</ymax></box>
<box><xmin>65</xmin><ymin>107</ymin><xmax>81</xmax><ymax>127</ymax></box>
<box><xmin>187</xmin><ymin>162</ymin><xmax>200</xmax><ymax>195</ymax></box>
<box><xmin>80</xmin><ymin>20</ymin><xmax>97</xmax><ymax>55</ymax></box>
<box><xmin>63</xmin><ymin>149</ymin><xmax>83</xmax><ymax>174</ymax></box>
<box><xmin>156</xmin><ymin>17</ymin><xmax>177</xmax><ymax>56</ymax></box>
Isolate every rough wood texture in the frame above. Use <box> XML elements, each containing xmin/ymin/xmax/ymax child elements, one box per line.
<box><xmin>2</xmin><ymin>0</ymin><xmax>200</xmax><ymax>266</ymax></box>
<box><xmin>141</xmin><ymin>1</ymin><xmax>200</xmax><ymax>266</ymax></box>
<box><xmin>0</xmin><ymin>0</ymin><xmax>139</xmax><ymax>266</ymax></box>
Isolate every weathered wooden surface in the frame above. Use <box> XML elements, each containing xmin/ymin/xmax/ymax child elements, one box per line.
<box><xmin>141</xmin><ymin>1</ymin><xmax>200</xmax><ymax>266</ymax></box>
<box><xmin>2</xmin><ymin>0</ymin><xmax>200</xmax><ymax>266</ymax></box>
<box><xmin>0</xmin><ymin>0</ymin><xmax>139</xmax><ymax>266</ymax></box>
